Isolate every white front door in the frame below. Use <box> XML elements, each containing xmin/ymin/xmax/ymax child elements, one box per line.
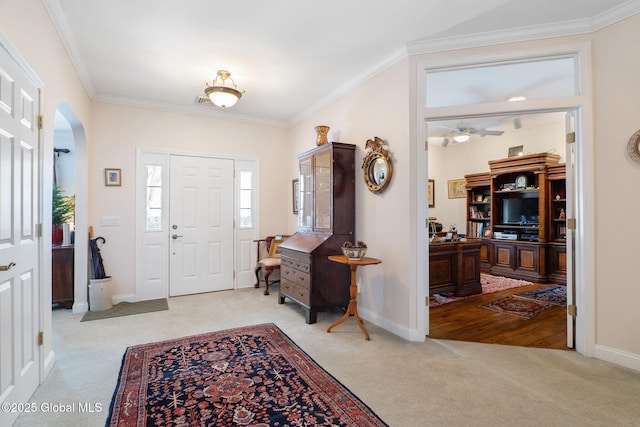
<box><xmin>0</xmin><ymin>43</ymin><xmax>40</xmax><ymax>426</ymax></box>
<box><xmin>169</xmin><ymin>155</ymin><xmax>234</xmax><ymax>296</ymax></box>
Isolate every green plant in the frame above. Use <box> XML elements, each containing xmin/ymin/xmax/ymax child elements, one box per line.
<box><xmin>52</xmin><ymin>187</ymin><xmax>75</xmax><ymax>225</ymax></box>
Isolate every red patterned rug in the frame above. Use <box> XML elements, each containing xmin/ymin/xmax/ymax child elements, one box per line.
<box><xmin>107</xmin><ymin>323</ymin><xmax>387</xmax><ymax>426</ymax></box>
<box><xmin>430</xmin><ymin>273</ymin><xmax>532</xmax><ymax>307</ymax></box>
<box><xmin>481</xmin><ymin>295</ymin><xmax>554</xmax><ymax>319</ymax></box>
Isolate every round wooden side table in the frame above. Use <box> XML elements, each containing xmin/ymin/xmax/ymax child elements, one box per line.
<box><xmin>326</xmin><ymin>255</ymin><xmax>382</xmax><ymax>340</ymax></box>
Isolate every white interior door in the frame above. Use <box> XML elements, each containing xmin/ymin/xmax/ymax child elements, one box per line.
<box><xmin>0</xmin><ymin>43</ymin><xmax>40</xmax><ymax>426</ymax></box>
<box><xmin>169</xmin><ymin>155</ymin><xmax>234</xmax><ymax>296</ymax></box>
<box><xmin>565</xmin><ymin>112</ymin><xmax>577</xmax><ymax>348</ymax></box>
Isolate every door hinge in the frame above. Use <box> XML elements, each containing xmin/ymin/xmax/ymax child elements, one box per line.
<box><xmin>38</xmin><ymin>331</ymin><xmax>44</xmax><ymax>345</ymax></box>
<box><xmin>38</xmin><ymin>115</ymin><xmax>43</xmax><ymax>130</ymax></box>
<box><xmin>233</xmin><ymin>271</ymin><xmax>236</xmax><ymax>279</ymax></box>
<box><xmin>425</xmin><ymin>296</ymin><xmax>429</xmax><ymax>306</ymax></box>
<box><xmin>567</xmin><ymin>218</ymin><xmax>576</xmax><ymax>230</ymax></box>
<box><xmin>566</xmin><ymin>132</ymin><xmax>576</xmax><ymax>144</ymax></box>
<box><xmin>568</xmin><ymin>305</ymin><xmax>577</xmax><ymax>317</ymax></box>
<box><xmin>36</xmin><ymin>223</ymin><xmax>43</xmax><ymax>237</ymax></box>
<box><xmin>424</xmin><ymin>141</ymin><xmax>429</xmax><ymax>151</ymax></box>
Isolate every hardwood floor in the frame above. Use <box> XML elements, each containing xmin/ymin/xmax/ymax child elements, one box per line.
<box><xmin>429</xmin><ymin>283</ymin><xmax>570</xmax><ymax>350</ymax></box>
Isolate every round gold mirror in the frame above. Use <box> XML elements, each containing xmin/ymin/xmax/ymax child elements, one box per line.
<box><xmin>362</xmin><ymin>137</ymin><xmax>393</xmax><ymax>194</ymax></box>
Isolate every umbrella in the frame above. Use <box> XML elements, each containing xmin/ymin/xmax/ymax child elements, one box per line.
<box><xmin>89</xmin><ymin>236</ymin><xmax>107</xmax><ymax>279</ymax></box>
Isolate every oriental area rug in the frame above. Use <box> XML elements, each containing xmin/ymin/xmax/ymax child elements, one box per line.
<box><xmin>481</xmin><ymin>285</ymin><xmax>567</xmax><ymax>319</ymax></box>
<box><xmin>481</xmin><ymin>295</ymin><xmax>554</xmax><ymax>319</ymax></box>
<box><xmin>106</xmin><ymin>323</ymin><xmax>388</xmax><ymax>427</ymax></box>
<box><xmin>429</xmin><ymin>273</ymin><xmax>532</xmax><ymax>307</ymax></box>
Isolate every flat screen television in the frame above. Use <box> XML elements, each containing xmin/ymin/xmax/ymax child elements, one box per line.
<box><xmin>502</xmin><ymin>198</ymin><xmax>539</xmax><ymax>225</ymax></box>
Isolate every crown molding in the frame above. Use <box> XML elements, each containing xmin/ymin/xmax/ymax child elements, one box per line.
<box><xmin>407</xmin><ymin>2</ymin><xmax>640</xmax><ymax>55</ymax></box>
<box><xmin>92</xmin><ymin>94</ymin><xmax>289</xmax><ymax>128</ymax></box>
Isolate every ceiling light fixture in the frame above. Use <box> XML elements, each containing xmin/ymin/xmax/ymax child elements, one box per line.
<box><xmin>204</xmin><ymin>70</ymin><xmax>244</xmax><ymax>109</ymax></box>
<box><xmin>453</xmin><ymin>133</ymin><xmax>470</xmax><ymax>143</ymax></box>
<box><xmin>441</xmin><ymin>137</ymin><xmax>450</xmax><ymax>147</ymax></box>
<box><xmin>508</xmin><ymin>95</ymin><xmax>526</xmax><ymax>102</ymax></box>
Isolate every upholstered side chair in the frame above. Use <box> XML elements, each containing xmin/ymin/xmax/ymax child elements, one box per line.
<box><xmin>254</xmin><ymin>235</ymin><xmax>287</xmax><ymax>295</ymax></box>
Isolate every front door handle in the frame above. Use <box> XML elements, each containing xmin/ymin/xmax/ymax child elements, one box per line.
<box><xmin>172</xmin><ymin>234</ymin><xmax>183</xmax><ymax>240</ymax></box>
<box><xmin>0</xmin><ymin>262</ymin><xmax>16</xmax><ymax>271</ymax></box>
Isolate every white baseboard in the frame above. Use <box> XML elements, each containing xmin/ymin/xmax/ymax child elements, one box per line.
<box><xmin>72</xmin><ymin>301</ymin><xmax>88</xmax><ymax>314</ymax></box>
<box><xmin>43</xmin><ymin>349</ymin><xmax>55</xmax><ymax>379</ymax></box>
<box><xmin>358</xmin><ymin>306</ymin><xmax>426</xmax><ymax>342</ymax></box>
<box><xmin>594</xmin><ymin>344</ymin><xmax>640</xmax><ymax>373</ymax></box>
<box><xmin>112</xmin><ymin>293</ymin><xmax>136</xmax><ymax>305</ymax></box>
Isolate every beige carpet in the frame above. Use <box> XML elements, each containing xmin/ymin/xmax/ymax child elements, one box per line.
<box><xmin>81</xmin><ymin>298</ymin><xmax>168</xmax><ymax>322</ymax></box>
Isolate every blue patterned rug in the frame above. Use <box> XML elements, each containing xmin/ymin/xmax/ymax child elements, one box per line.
<box><xmin>107</xmin><ymin>323</ymin><xmax>388</xmax><ymax>426</ymax></box>
<box><xmin>515</xmin><ymin>285</ymin><xmax>566</xmax><ymax>306</ymax></box>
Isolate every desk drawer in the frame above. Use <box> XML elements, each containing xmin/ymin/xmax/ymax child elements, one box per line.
<box><xmin>282</xmin><ymin>256</ymin><xmax>311</xmax><ymax>273</ymax></box>
<box><xmin>281</xmin><ymin>278</ymin><xmax>310</xmax><ymax>306</ymax></box>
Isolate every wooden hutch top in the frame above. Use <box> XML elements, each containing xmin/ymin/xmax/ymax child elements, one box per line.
<box><xmin>488</xmin><ymin>152</ymin><xmax>561</xmax><ymax>175</ymax></box>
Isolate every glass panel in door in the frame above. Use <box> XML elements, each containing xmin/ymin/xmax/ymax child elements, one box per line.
<box><xmin>298</xmin><ymin>156</ymin><xmax>313</xmax><ymax>230</ymax></box>
<box><xmin>314</xmin><ymin>150</ymin><xmax>331</xmax><ymax>230</ymax></box>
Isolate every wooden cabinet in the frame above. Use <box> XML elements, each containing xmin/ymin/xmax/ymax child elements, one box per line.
<box><xmin>482</xmin><ymin>153</ymin><xmax>565</xmax><ymax>282</ymax></box>
<box><xmin>463</xmin><ymin>154</ymin><xmax>567</xmax><ymax>283</ymax></box>
<box><xmin>52</xmin><ymin>245</ymin><xmax>74</xmax><ymax>308</ymax></box>
<box><xmin>465</xmin><ymin>172</ymin><xmax>492</xmax><ymax>272</ymax></box>
<box><xmin>547</xmin><ymin>164</ymin><xmax>567</xmax><ymax>284</ymax></box>
<box><xmin>279</xmin><ymin>142</ymin><xmax>355</xmax><ymax>323</ymax></box>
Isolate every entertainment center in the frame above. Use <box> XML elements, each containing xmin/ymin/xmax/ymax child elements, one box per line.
<box><xmin>465</xmin><ymin>153</ymin><xmax>566</xmax><ymax>284</ymax></box>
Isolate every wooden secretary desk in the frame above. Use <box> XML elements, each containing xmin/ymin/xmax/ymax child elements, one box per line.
<box><xmin>278</xmin><ymin>142</ymin><xmax>355</xmax><ymax>323</ymax></box>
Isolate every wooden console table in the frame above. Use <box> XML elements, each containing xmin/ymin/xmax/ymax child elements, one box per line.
<box><xmin>326</xmin><ymin>255</ymin><xmax>381</xmax><ymax>340</ymax></box>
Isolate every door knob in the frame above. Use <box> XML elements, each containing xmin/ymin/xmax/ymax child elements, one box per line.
<box><xmin>172</xmin><ymin>234</ymin><xmax>183</xmax><ymax>240</ymax></box>
<box><xmin>0</xmin><ymin>262</ymin><xmax>16</xmax><ymax>271</ymax></box>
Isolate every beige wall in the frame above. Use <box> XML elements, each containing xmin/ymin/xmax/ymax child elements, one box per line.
<box><xmin>592</xmin><ymin>14</ymin><xmax>640</xmax><ymax>360</ymax></box>
<box><xmin>1</xmin><ymin>0</ymin><xmax>639</xmax><ymax>374</ymax></box>
<box><xmin>89</xmin><ymin>103</ymin><xmax>290</xmax><ymax>300</ymax></box>
<box><xmin>289</xmin><ymin>60</ymin><xmax>412</xmax><ymax>333</ymax></box>
<box><xmin>0</xmin><ymin>0</ymin><xmax>92</xmax><ymax>374</ymax></box>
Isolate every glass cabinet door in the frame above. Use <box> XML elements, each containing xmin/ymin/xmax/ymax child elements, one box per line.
<box><xmin>298</xmin><ymin>156</ymin><xmax>313</xmax><ymax>230</ymax></box>
<box><xmin>314</xmin><ymin>150</ymin><xmax>332</xmax><ymax>230</ymax></box>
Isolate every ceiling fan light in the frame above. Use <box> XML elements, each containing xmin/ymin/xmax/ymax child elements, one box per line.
<box><xmin>204</xmin><ymin>70</ymin><xmax>244</xmax><ymax>109</ymax></box>
<box><xmin>441</xmin><ymin>137</ymin><xmax>450</xmax><ymax>147</ymax></box>
<box><xmin>453</xmin><ymin>134</ymin><xmax>470</xmax><ymax>143</ymax></box>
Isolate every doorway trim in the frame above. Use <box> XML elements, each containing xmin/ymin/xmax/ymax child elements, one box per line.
<box><xmin>413</xmin><ymin>41</ymin><xmax>595</xmax><ymax>356</ymax></box>
<box><xmin>135</xmin><ymin>148</ymin><xmax>260</xmax><ymax>302</ymax></box>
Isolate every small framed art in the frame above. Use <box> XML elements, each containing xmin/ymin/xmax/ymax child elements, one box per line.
<box><xmin>447</xmin><ymin>179</ymin><xmax>466</xmax><ymax>198</ymax></box>
<box><xmin>105</xmin><ymin>168</ymin><xmax>122</xmax><ymax>186</ymax></box>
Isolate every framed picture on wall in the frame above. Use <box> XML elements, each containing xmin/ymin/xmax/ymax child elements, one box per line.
<box><xmin>447</xmin><ymin>179</ymin><xmax>466</xmax><ymax>198</ymax></box>
<box><xmin>428</xmin><ymin>179</ymin><xmax>435</xmax><ymax>207</ymax></box>
<box><xmin>105</xmin><ymin>168</ymin><xmax>121</xmax><ymax>186</ymax></box>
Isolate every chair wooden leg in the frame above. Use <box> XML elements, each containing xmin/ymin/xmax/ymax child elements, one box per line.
<box><xmin>263</xmin><ymin>266</ymin><xmax>273</xmax><ymax>295</ymax></box>
<box><xmin>254</xmin><ymin>266</ymin><xmax>262</xmax><ymax>289</ymax></box>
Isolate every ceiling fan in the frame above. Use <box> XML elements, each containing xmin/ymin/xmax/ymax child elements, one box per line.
<box><xmin>438</xmin><ymin>120</ymin><xmax>504</xmax><ymax>146</ymax></box>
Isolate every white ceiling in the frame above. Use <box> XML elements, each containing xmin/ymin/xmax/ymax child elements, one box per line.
<box><xmin>45</xmin><ymin>0</ymin><xmax>638</xmax><ymax>127</ymax></box>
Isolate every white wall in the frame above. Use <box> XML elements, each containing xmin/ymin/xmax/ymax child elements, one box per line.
<box><xmin>429</xmin><ymin>113</ymin><xmax>566</xmax><ymax>232</ymax></box>
<box><xmin>89</xmin><ymin>102</ymin><xmax>291</xmax><ymax>301</ymax></box>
